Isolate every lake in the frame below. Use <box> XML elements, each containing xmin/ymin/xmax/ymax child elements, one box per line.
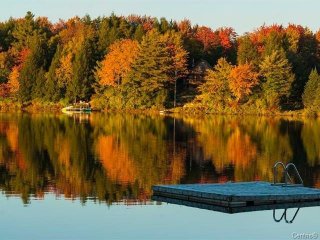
<box><xmin>0</xmin><ymin>113</ymin><xmax>319</xmax><ymax>240</ymax></box>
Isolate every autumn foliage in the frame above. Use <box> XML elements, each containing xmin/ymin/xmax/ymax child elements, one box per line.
<box><xmin>8</xmin><ymin>66</ymin><xmax>20</xmax><ymax>94</ymax></box>
<box><xmin>97</xmin><ymin>39</ymin><xmax>139</xmax><ymax>86</ymax></box>
<box><xmin>195</xmin><ymin>26</ymin><xmax>219</xmax><ymax>50</ymax></box>
<box><xmin>0</xmin><ymin>12</ymin><xmax>319</xmax><ymax>113</ymax></box>
<box><xmin>229</xmin><ymin>63</ymin><xmax>259</xmax><ymax>102</ymax></box>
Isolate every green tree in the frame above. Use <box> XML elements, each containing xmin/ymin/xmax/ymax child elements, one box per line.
<box><xmin>18</xmin><ymin>34</ymin><xmax>47</xmax><ymax>102</ymax></box>
<box><xmin>46</xmin><ymin>45</ymin><xmax>62</xmax><ymax>101</ymax></box>
<box><xmin>199</xmin><ymin>58</ymin><xmax>232</xmax><ymax>108</ymax></box>
<box><xmin>0</xmin><ymin>51</ymin><xmax>14</xmax><ymax>83</ymax></box>
<box><xmin>96</xmin><ymin>18</ymin><xmax>111</xmax><ymax>55</ymax></box>
<box><xmin>118</xmin><ymin>18</ymin><xmax>132</xmax><ymax>38</ymax></box>
<box><xmin>287</xmin><ymin>29</ymin><xmax>318</xmax><ymax>107</ymax></box>
<box><xmin>259</xmin><ymin>49</ymin><xmax>295</xmax><ymax>108</ymax></box>
<box><xmin>133</xmin><ymin>25</ymin><xmax>144</xmax><ymax>42</ymax></box>
<box><xmin>12</xmin><ymin>11</ymin><xmax>38</xmax><ymax>50</ymax></box>
<box><xmin>96</xmin><ymin>16</ymin><xmax>122</xmax><ymax>58</ymax></box>
<box><xmin>159</xmin><ymin>17</ymin><xmax>169</xmax><ymax>33</ymax></box>
<box><xmin>263</xmin><ymin>31</ymin><xmax>285</xmax><ymax>58</ymax></box>
<box><xmin>0</xmin><ymin>18</ymin><xmax>15</xmax><ymax>52</ymax></box>
<box><xmin>67</xmin><ymin>39</ymin><xmax>95</xmax><ymax>102</ymax></box>
<box><xmin>237</xmin><ymin>35</ymin><xmax>259</xmax><ymax>67</ymax></box>
<box><xmin>32</xmin><ymin>68</ymin><xmax>46</xmax><ymax>99</ymax></box>
<box><xmin>302</xmin><ymin>68</ymin><xmax>320</xmax><ymax>109</ymax></box>
<box><xmin>125</xmin><ymin>29</ymin><xmax>174</xmax><ymax>108</ymax></box>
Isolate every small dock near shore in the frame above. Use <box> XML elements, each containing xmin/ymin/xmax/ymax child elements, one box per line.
<box><xmin>152</xmin><ymin>181</ymin><xmax>320</xmax><ymax>211</ymax></box>
<box><xmin>153</xmin><ymin>162</ymin><xmax>320</xmax><ymax>213</ymax></box>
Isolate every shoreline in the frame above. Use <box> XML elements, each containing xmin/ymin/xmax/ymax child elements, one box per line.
<box><xmin>1</xmin><ymin>100</ymin><xmax>319</xmax><ymax>119</ymax></box>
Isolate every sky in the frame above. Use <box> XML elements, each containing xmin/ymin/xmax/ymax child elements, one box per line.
<box><xmin>1</xmin><ymin>0</ymin><xmax>320</xmax><ymax>34</ymax></box>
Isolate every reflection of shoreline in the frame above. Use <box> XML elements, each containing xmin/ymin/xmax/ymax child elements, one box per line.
<box><xmin>0</xmin><ymin>191</ymin><xmax>154</xmax><ymax>206</ymax></box>
<box><xmin>0</xmin><ymin>113</ymin><xmax>320</xmax><ymax>205</ymax></box>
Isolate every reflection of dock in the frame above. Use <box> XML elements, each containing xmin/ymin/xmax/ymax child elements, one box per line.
<box><xmin>152</xmin><ymin>194</ymin><xmax>320</xmax><ymax>214</ymax></box>
<box><xmin>152</xmin><ymin>182</ymin><xmax>320</xmax><ymax>212</ymax></box>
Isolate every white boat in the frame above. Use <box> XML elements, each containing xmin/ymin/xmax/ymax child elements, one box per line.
<box><xmin>62</xmin><ymin>103</ymin><xmax>91</xmax><ymax>113</ymax></box>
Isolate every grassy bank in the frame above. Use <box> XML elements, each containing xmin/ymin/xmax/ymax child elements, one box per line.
<box><xmin>171</xmin><ymin>102</ymin><xmax>320</xmax><ymax>118</ymax></box>
<box><xmin>0</xmin><ymin>99</ymin><xmax>63</xmax><ymax>113</ymax></box>
<box><xmin>1</xmin><ymin>98</ymin><xmax>319</xmax><ymax>118</ymax></box>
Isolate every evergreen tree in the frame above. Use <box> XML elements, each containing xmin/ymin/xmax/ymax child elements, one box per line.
<box><xmin>126</xmin><ymin>30</ymin><xmax>173</xmax><ymax>107</ymax></box>
<box><xmin>287</xmin><ymin>30</ymin><xmax>318</xmax><ymax>107</ymax></box>
<box><xmin>18</xmin><ymin>34</ymin><xmax>47</xmax><ymax>101</ymax></box>
<box><xmin>32</xmin><ymin>68</ymin><xmax>46</xmax><ymax>99</ymax></box>
<box><xmin>108</xmin><ymin>14</ymin><xmax>121</xmax><ymax>45</ymax></box>
<box><xmin>19</xmin><ymin>57</ymin><xmax>37</xmax><ymax>101</ymax></box>
<box><xmin>152</xmin><ymin>18</ymin><xmax>160</xmax><ymax>31</ymax></box>
<box><xmin>67</xmin><ymin>40</ymin><xmax>95</xmax><ymax>102</ymax></box>
<box><xmin>0</xmin><ymin>51</ymin><xmax>13</xmax><ymax>83</ymax></box>
<box><xmin>314</xmin><ymin>92</ymin><xmax>320</xmax><ymax>111</ymax></box>
<box><xmin>12</xmin><ymin>11</ymin><xmax>38</xmax><ymax>50</ymax></box>
<box><xmin>302</xmin><ymin>68</ymin><xmax>320</xmax><ymax>109</ymax></box>
<box><xmin>199</xmin><ymin>58</ymin><xmax>232</xmax><ymax>107</ymax></box>
<box><xmin>259</xmin><ymin>49</ymin><xmax>295</xmax><ymax>108</ymax></box>
<box><xmin>118</xmin><ymin>18</ymin><xmax>132</xmax><ymax>38</ymax></box>
<box><xmin>263</xmin><ymin>31</ymin><xmax>285</xmax><ymax>58</ymax></box>
<box><xmin>160</xmin><ymin>17</ymin><xmax>169</xmax><ymax>33</ymax></box>
<box><xmin>133</xmin><ymin>25</ymin><xmax>144</xmax><ymax>42</ymax></box>
<box><xmin>97</xmin><ymin>18</ymin><xmax>111</xmax><ymax>56</ymax></box>
<box><xmin>237</xmin><ymin>36</ymin><xmax>259</xmax><ymax>67</ymax></box>
<box><xmin>0</xmin><ymin>18</ymin><xmax>15</xmax><ymax>52</ymax></box>
<box><xmin>46</xmin><ymin>45</ymin><xmax>62</xmax><ymax>101</ymax></box>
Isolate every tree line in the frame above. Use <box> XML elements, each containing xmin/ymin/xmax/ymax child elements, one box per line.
<box><xmin>1</xmin><ymin>12</ymin><xmax>320</xmax><ymax>113</ymax></box>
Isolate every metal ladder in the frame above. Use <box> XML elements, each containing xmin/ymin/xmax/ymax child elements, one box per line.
<box><xmin>273</xmin><ymin>162</ymin><xmax>303</xmax><ymax>186</ymax></box>
<box><xmin>273</xmin><ymin>208</ymin><xmax>300</xmax><ymax>224</ymax></box>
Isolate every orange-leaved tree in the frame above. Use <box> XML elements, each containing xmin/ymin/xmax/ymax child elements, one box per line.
<box><xmin>316</xmin><ymin>29</ymin><xmax>320</xmax><ymax>59</ymax></box>
<box><xmin>0</xmin><ymin>84</ymin><xmax>10</xmax><ymax>97</ymax></box>
<box><xmin>195</xmin><ymin>26</ymin><xmax>219</xmax><ymax>50</ymax></box>
<box><xmin>217</xmin><ymin>27</ymin><xmax>236</xmax><ymax>50</ymax></box>
<box><xmin>177</xmin><ymin>19</ymin><xmax>193</xmax><ymax>38</ymax></box>
<box><xmin>97</xmin><ymin>39</ymin><xmax>139</xmax><ymax>87</ymax></box>
<box><xmin>8</xmin><ymin>66</ymin><xmax>20</xmax><ymax>95</ymax></box>
<box><xmin>229</xmin><ymin>63</ymin><xmax>259</xmax><ymax>102</ymax></box>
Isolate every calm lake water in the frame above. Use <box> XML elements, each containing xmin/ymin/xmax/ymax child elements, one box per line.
<box><xmin>0</xmin><ymin>113</ymin><xmax>320</xmax><ymax>240</ymax></box>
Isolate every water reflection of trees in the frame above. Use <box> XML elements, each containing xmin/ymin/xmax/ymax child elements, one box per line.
<box><xmin>182</xmin><ymin>116</ymin><xmax>295</xmax><ymax>182</ymax></box>
<box><xmin>0</xmin><ymin>113</ymin><xmax>191</xmax><ymax>204</ymax></box>
<box><xmin>301</xmin><ymin>118</ymin><xmax>320</xmax><ymax>167</ymax></box>
<box><xmin>0</xmin><ymin>113</ymin><xmax>319</xmax><ymax>204</ymax></box>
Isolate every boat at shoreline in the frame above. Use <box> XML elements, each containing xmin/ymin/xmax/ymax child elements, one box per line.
<box><xmin>62</xmin><ymin>102</ymin><xmax>91</xmax><ymax>113</ymax></box>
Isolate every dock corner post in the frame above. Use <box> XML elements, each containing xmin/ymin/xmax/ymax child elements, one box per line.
<box><xmin>284</xmin><ymin>167</ymin><xmax>288</xmax><ymax>185</ymax></box>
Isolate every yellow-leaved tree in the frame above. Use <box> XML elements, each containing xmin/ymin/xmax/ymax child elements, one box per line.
<box><xmin>96</xmin><ymin>39</ymin><xmax>139</xmax><ymax>86</ymax></box>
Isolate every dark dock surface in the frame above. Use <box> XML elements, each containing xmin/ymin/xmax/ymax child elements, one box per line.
<box><xmin>152</xmin><ymin>195</ymin><xmax>320</xmax><ymax>214</ymax></box>
<box><xmin>152</xmin><ymin>181</ymin><xmax>320</xmax><ymax>209</ymax></box>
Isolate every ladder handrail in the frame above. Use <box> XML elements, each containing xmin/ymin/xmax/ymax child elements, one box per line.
<box><xmin>286</xmin><ymin>163</ymin><xmax>304</xmax><ymax>186</ymax></box>
<box><xmin>273</xmin><ymin>209</ymin><xmax>286</xmax><ymax>222</ymax></box>
<box><xmin>273</xmin><ymin>162</ymin><xmax>303</xmax><ymax>186</ymax></box>
<box><xmin>284</xmin><ymin>208</ymin><xmax>300</xmax><ymax>224</ymax></box>
<box><xmin>273</xmin><ymin>162</ymin><xmax>292</xmax><ymax>185</ymax></box>
<box><xmin>273</xmin><ymin>208</ymin><xmax>300</xmax><ymax>224</ymax></box>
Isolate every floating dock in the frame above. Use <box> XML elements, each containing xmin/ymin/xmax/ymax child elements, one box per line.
<box><xmin>152</xmin><ymin>181</ymin><xmax>320</xmax><ymax>212</ymax></box>
<box><xmin>152</xmin><ymin>195</ymin><xmax>320</xmax><ymax>214</ymax></box>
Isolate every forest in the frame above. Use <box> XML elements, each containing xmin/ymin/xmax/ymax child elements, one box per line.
<box><xmin>0</xmin><ymin>12</ymin><xmax>320</xmax><ymax>114</ymax></box>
